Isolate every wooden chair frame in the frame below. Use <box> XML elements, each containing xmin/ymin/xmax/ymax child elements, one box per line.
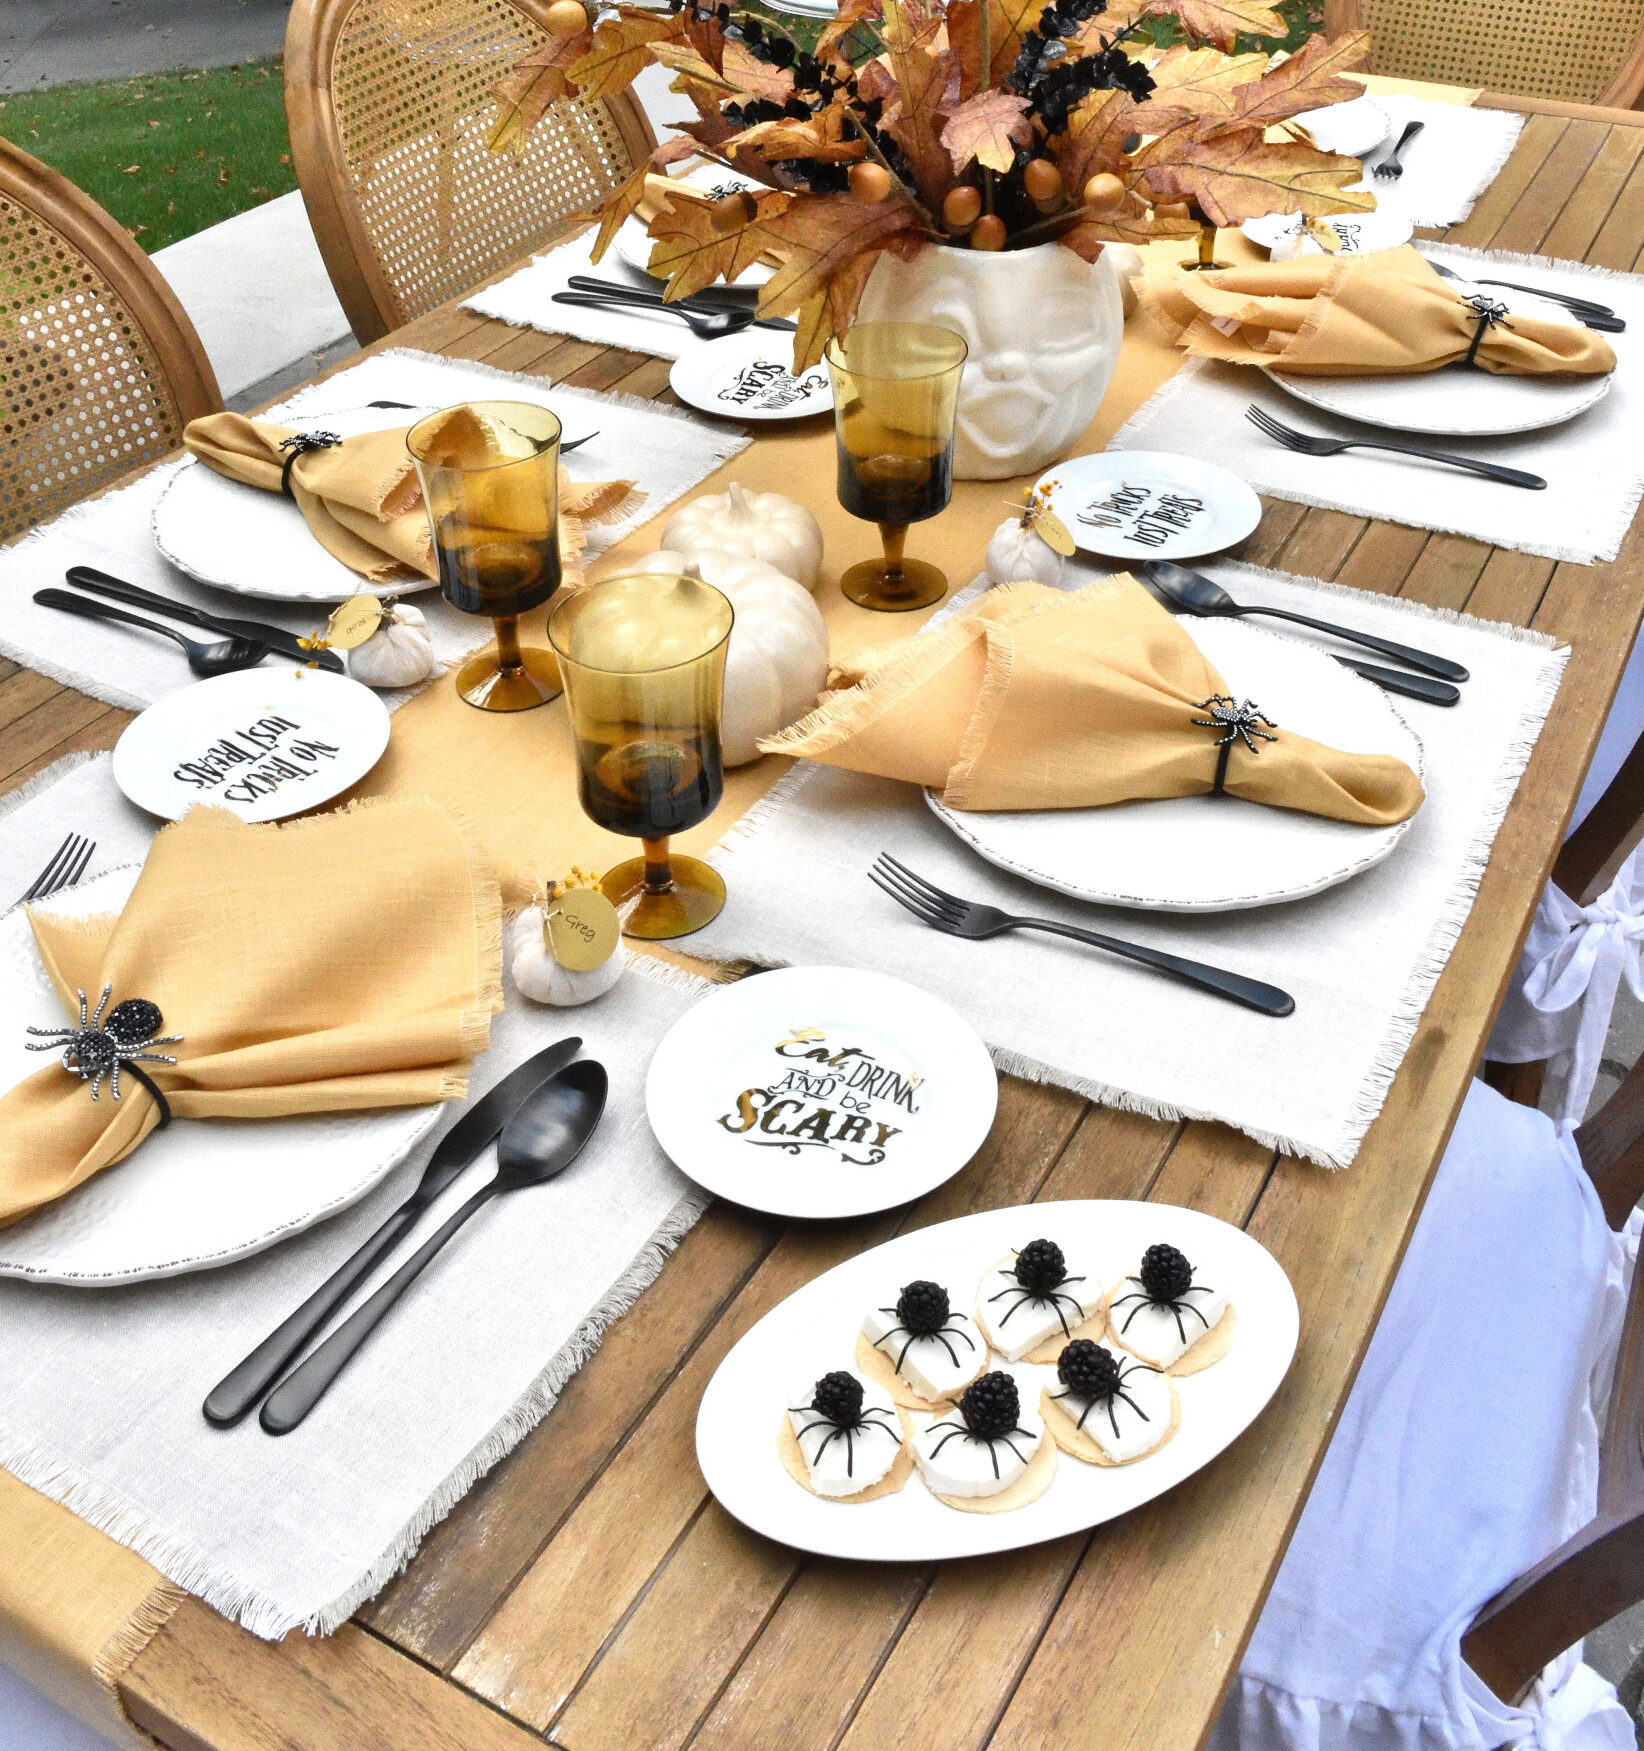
<box><xmin>1323</xmin><ymin>0</ymin><xmax>1644</xmax><ymax>108</ymax></box>
<box><xmin>1459</xmin><ymin>1058</ymin><xmax>1644</xmax><ymax>1701</ymax></box>
<box><xmin>284</xmin><ymin>0</ymin><xmax>656</xmax><ymax>344</ymax></box>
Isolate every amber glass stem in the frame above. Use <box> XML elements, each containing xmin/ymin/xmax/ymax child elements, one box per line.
<box><xmin>492</xmin><ymin>614</ymin><xmax>524</xmax><ymax>676</ymax></box>
<box><xmin>1196</xmin><ymin>220</ymin><xmax>1217</xmax><ymax>267</ymax></box>
<box><xmin>878</xmin><ymin>522</ymin><xmax>909</xmax><ymax>584</ymax></box>
<box><xmin>642</xmin><ymin>836</ymin><xmax>674</xmax><ymax>895</ymax></box>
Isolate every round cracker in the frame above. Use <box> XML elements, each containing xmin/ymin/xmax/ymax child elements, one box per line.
<box><xmin>854</xmin><ymin>1329</ymin><xmax>981</xmax><ymax>1410</ymax></box>
<box><xmin>976</xmin><ymin>1252</ymin><xmax>1107</xmax><ymax>1362</ymax></box>
<box><xmin>1106</xmin><ymin>1274</ymin><xmax>1237</xmax><ymax>1376</ymax></box>
<box><xmin>933</xmin><ymin>1427</ymin><xmax>1057</xmax><ymax>1514</ymax></box>
<box><xmin>1040</xmin><ymin>1376</ymin><xmax>1180</xmax><ymax>1466</ymax></box>
<box><xmin>777</xmin><ymin>1407</ymin><xmax>914</xmax><ymax>1503</ymax></box>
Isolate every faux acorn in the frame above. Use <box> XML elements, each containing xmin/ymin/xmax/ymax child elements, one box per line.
<box><xmin>346</xmin><ymin>601</ymin><xmax>436</xmax><ymax>689</ymax></box>
<box><xmin>509</xmin><ymin>872</ymin><xmax>625</xmax><ymax>1007</ymax></box>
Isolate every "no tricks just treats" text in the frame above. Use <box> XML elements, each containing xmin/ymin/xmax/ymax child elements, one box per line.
<box><xmin>717</xmin><ymin>1027</ymin><xmax>923</xmax><ymax>1168</ymax></box>
<box><xmin>172</xmin><ymin>712</ymin><xmax>341</xmax><ymax>805</ymax></box>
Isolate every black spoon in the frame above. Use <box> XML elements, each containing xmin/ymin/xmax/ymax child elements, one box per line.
<box><xmin>203</xmin><ymin>1035</ymin><xmax>583</xmax><ymax>1428</ymax></box>
<box><xmin>551</xmin><ymin>291</ymin><xmax>753</xmax><ymax>340</ymax></box>
<box><xmin>260</xmin><ymin>1058</ymin><xmax>608</xmax><ymax>1435</ymax></box>
<box><xmin>33</xmin><ymin>588</ymin><xmax>268</xmax><ymax>677</ymax></box>
<box><xmin>1141</xmin><ymin>560</ymin><xmax>1469</xmax><ymax>684</ymax></box>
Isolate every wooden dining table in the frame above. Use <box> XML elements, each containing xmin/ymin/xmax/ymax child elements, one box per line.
<box><xmin>5</xmin><ymin>79</ymin><xmax>1644</xmax><ymax>1751</ymax></box>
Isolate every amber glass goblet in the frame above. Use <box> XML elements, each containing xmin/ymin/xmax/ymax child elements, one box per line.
<box><xmin>407</xmin><ymin>400</ymin><xmax>563</xmax><ymax>711</ymax></box>
<box><xmin>825</xmin><ymin>321</ymin><xmax>967</xmax><ymax>613</ymax></box>
<box><xmin>1180</xmin><ymin>201</ymin><xmax>1232</xmax><ymax>272</ymax></box>
<box><xmin>548</xmin><ymin>569</ymin><xmax>734</xmax><ymax>940</ymax></box>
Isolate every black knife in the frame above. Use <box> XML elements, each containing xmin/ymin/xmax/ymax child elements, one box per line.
<box><xmin>65</xmin><ymin>565</ymin><xmax>347</xmax><ymax>674</ymax></box>
<box><xmin>566</xmin><ymin>275</ymin><xmax>798</xmax><ymax>332</ymax></box>
<box><xmin>202</xmin><ymin>1035</ymin><xmax>583</xmax><ymax>1428</ymax></box>
<box><xmin>1335</xmin><ymin>655</ymin><xmax>1459</xmax><ymax>705</ymax></box>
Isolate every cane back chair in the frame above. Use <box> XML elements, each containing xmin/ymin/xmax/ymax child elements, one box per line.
<box><xmin>284</xmin><ymin>0</ymin><xmax>657</xmax><ymax>345</ymax></box>
<box><xmin>0</xmin><ymin>139</ymin><xmax>221</xmax><ymax>548</ymax></box>
<box><xmin>1323</xmin><ymin>0</ymin><xmax>1644</xmax><ymax>109</ymax></box>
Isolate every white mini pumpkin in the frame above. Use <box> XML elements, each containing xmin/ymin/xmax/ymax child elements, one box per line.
<box><xmin>985</xmin><ymin>516</ymin><xmax>1064</xmax><ymax>587</ymax></box>
<box><xmin>630</xmin><ymin>548</ymin><xmax>828</xmax><ymax>766</ymax></box>
<box><xmin>659</xmin><ymin>481</ymin><xmax>824</xmax><ymax>590</ymax></box>
<box><xmin>347</xmin><ymin>602</ymin><xmax>437</xmax><ymax>689</ymax></box>
<box><xmin>508</xmin><ymin>907</ymin><xmax>625</xmax><ymax>1006</ymax></box>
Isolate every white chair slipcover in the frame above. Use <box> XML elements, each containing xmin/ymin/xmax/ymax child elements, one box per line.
<box><xmin>1210</xmin><ymin>1080</ymin><xmax>1639</xmax><ymax>1751</ymax></box>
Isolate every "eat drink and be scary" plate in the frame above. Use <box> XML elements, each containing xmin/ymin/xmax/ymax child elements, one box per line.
<box><xmin>645</xmin><ymin>967</ymin><xmax>998</xmax><ymax>1218</ymax></box>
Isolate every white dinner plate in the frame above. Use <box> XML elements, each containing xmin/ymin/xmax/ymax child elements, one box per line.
<box><xmin>1241</xmin><ymin>208</ymin><xmax>1413</xmax><ymax>256</ymax></box>
<box><xmin>1265</xmin><ymin>278</ymin><xmax>1614</xmax><ymax>436</ymax></box>
<box><xmin>696</xmin><ymin>1197</ymin><xmax>1299</xmax><ymax>1561</ymax></box>
<box><xmin>646</xmin><ymin>966</ymin><xmax>997</xmax><ymax>1218</ymax></box>
<box><xmin>1036</xmin><ymin>452</ymin><xmax>1262</xmax><ymax>561</ymax></box>
<box><xmin>152</xmin><ymin>401</ymin><xmax>592</xmax><ymax>602</ymax></box>
<box><xmin>928</xmin><ymin>614</ymin><xmax>1423</xmax><ymax>911</ymax></box>
<box><xmin>112</xmin><ymin>666</ymin><xmax>390</xmax><ymax>824</ymax></box>
<box><xmin>1291</xmin><ymin>94</ymin><xmax>1391</xmax><ymax>158</ymax></box>
<box><xmin>669</xmin><ymin>331</ymin><xmax>832</xmax><ymax>421</ymax></box>
<box><xmin>616</xmin><ymin>165</ymin><xmax>776</xmax><ymax>288</ymax></box>
<box><xmin>0</xmin><ymin>867</ymin><xmax>441</xmax><ymax>1285</ymax></box>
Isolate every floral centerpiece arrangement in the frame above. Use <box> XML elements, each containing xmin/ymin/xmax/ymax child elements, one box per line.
<box><xmin>491</xmin><ymin>0</ymin><xmax>1372</xmax><ymax>364</ymax></box>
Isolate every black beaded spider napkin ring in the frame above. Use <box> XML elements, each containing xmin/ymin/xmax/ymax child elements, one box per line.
<box><xmin>26</xmin><ymin>984</ymin><xmax>182</xmax><ymax>1126</ymax></box>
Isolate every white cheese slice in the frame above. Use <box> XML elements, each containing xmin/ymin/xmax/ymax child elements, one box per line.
<box><xmin>975</xmin><ymin>1252</ymin><xmax>1105</xmax><ymax>1361</ymax></box>
<box><xmin>912</xmin><ymin>1386</ymin><xmax>1045</xmax><ymax>1498</ymax></box>
<box><xmin>787</xmin><ymin>1378</ymin><xmax>903</xmax><ymax>1497</ymax></box>
<box><xmin>1051</xmin><ymin>1346</ymin><xmax>1173</xmax><ymax>1462</ymax></box>
<box><xmin>860</xmin><ymin>1286</ymin><xmax>985</xmax><ymax>1400</ymax></box>
<box><xmin>1108</xmin><ymin>1266</ymin><xmax>1231</xmax><ymax>1369</ymax></box>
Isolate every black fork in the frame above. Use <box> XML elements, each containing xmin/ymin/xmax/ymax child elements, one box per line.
<box><xmin>15</xmin><ymin>834</ymin><xmax>95</xmax><ymax>907</ymax></box>
<box><xmin>869</xmin><ymin>854</ymin><xmax>1294</xmax><ymax>1017</ymax></box>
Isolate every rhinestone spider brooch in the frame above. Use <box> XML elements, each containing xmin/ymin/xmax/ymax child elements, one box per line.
<box><xmin>26</xmin><ymin>984</ymin><xmax>181</xmax><ymax>1102</ymax></box>
<box><xmin>926</xmin><ymin>1373</ymin><xmax>1036</xmax><ymax>1480</ymax></box>
<box><xmin>873</xmin><ymin>1280</ymin><xmax>977</xmax><ymax>1376</ymax></box>
<box><xmin>788</xmin><ymin>1371</ymin><xmax>901</xmax><ymax>1479</ymax></box>
<box><xmin>1191</xmin><ymin>696</ymin><xmax>1277</xmax><ymax>755</ymax></box>
<box><xmin>1109</xmin><ymin>1243</ymin><xmax>1216</xmax><ymax>1345</ymax></box>
<box><xmin>987</xmin><ymin>1238</ymin><xmax>1088</xmax><ymax>1339</ymax></box>
<box><xmin>1050</xmin><ymin>1338</ymin><xmax>1161</xmax><ymax>1438</ymax></box>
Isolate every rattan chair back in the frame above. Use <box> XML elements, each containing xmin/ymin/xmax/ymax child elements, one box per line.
<box><xmin>0</xmin><ymin>140</ymin><xmax>220</xmax><ymax>547</ymax></box>
<box><xmin>285</xmin><ymin>0</ymin><xmax>656</xmax><ymax>343</ymax></box>
<box><xmin>1326</xmin><ymin>0</ymin><xmax>1644</xmax><ymax>107</ymax></box>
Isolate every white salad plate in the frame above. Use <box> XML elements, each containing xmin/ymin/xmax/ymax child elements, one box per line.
<box><xmin>0</xmin><ymin>866</ymin><xmax>441</xmax><ymax>1285</ymax></box>
<box><xmin>112</xmin><ymin>666</ymin><xmax>390</xmax><ymax>824</ymax></box>
<box><xmin>1291</xmin><ymin>94</ymin><xmax>1391</xmax><ymax>158</ymax></box>
<box><xmin>1241</xmin><ymin>208</ymin><xmax>1413</xmax><ymax>255</ymax></box>
<box><xmin>1266</xmin><ymin>279</ymin><xmax>1614</xmax><ymax>436</ymax></box>
<box><xmin>928</xmin><ymin>614</ymin><xmax>1423</xmax><ymax>911</ymax></box>
<box><xmin>152</xmin><ymin>400</ymin><xmax>591</xmax><ymax>603</ymax></box>
<box><xmin>696</xmin><ymin>1197</ymin><xmax>1299</xmax><ymax>1561</ymax></box>
<box><xmin>669</xmin><ymin>331</ymin><xmax>832</xmax><ymax>422</ymax></box>
<box><xmin>646</xmin><ymin>966</ymin><xmax>997</xmax><ymax>1219</ymax></box>
<box><xmin>616</xmin><ymin>164</ymin><xmax>776</xmax><ymax>288</ymax></box>
<box><xmin>1036</xmin><ymin>452</ymin><xmax>1262</xmax><ymax>562</ymax></box>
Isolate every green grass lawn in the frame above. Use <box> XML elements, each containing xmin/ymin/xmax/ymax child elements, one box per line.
<box><xmin>0</xmin><ymin>58</ymin><xmax>297</xmax><ymax>253</ymax></box>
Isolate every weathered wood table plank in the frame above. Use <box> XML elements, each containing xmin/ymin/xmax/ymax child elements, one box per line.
<box><xmin>1</xmin><ymin>86</ymin><xmax>1639</xmax><ymax>1751</ymax></box>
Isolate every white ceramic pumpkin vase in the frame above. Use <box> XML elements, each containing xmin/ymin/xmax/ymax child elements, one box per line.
<box><xmin>856</xmin><ymin>241</ymin><xmax>1126</xmax><ymax>481</ymax></box>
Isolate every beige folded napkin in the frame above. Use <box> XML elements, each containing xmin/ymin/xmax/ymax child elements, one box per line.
<box><xmin>1142</xmin><ymin>245</ymin><xmax>1616</xmax><ymax>378</ymax></box>
<box><xmin>0</xmin><ymin>799</ymin><xmax>503</xmax><ymax>1229</ymax></box>
<box><xmin>183</xmin><ymin>410</ymin><xmax>643</xmax><ymax>584</ymax></box>
<box><xmin>761</xmin><ymin>576</ymin><xmax>1424</xmax><ymax>824</ymax></box>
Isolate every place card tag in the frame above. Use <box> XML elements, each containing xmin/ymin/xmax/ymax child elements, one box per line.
<box><xmin>543</xmin><ymin>886</ymin><xmax>620</xmax><ymax>971</ymax></box>
<box><xmin>1030</xmin><ymin>505</ymin><xmax>1076</xmax><ymax>556</ymax></box>
<box><xmin>323</xmin><ymin>594</ymin><xmax>387</xmax><ymax>650</ymax></box>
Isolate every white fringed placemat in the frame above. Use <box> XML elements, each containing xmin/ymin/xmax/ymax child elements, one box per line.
<box><xmin>1111</xmin><ymin>246</ymin><xmax>1644</xmax><ymax>567</ymax></box>
<box><xmin>0</xmin><ymin>348</ymin><xmax>748</xmax><ymax>713</ymax></box>
<box><xmin>686</xmin><ymin>562</ymin><xmax>1567</xmax><ymax>1169</ymax></box>
<box><xmin>0</xmin><ymin>754</ymin><xmax>709</xmax><ymax>1639</ymax></box>
<box><xmin>1346</xmin><ymin>96</ymin><xmax>1524</xmax><ymax>227</ymax></box>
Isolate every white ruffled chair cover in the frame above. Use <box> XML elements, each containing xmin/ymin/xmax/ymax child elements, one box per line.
<box><xmin>1209</xmin><ymin>1080</ymin><xmax>1639</xmax><ymax>1751</ymax></box>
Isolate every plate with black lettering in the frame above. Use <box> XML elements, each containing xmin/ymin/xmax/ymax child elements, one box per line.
<box><xmin>645</xmin><ymin>966</ymin><xmax>997</xmax><ymax>1218</ymax></box>
<box><xmin>112</xmin><ymin>667</ymin><xmax>390</xmax><ymax>823</ymax></box>
<box><xmin>669</xmin><ymin>332</ymin><xmax>834</xmax><ymax>424</ymax></box>
<box><xmin>1036</xmin><ymin>452</ymin><xmax>1261</xmax><ymax>562</ymax></box>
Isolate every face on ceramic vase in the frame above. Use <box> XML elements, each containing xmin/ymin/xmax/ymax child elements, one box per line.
<box><xmin>896</xmin><ymin>248</ymin><xmax>1118</xmax><ymax>474</ymax></box>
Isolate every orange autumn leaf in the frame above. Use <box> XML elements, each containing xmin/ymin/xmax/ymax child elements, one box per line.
<box><xmin>1136</xmin><ymin>131</ymin><xmax>1376</xmax><ymax>225</ymax></box>
<box><xmin>487</xmin><ymin>28</ymin><xmax>593</xmax><ymax>155</ymax></box>
<box><xmin>649</xmin><ymin>38</ymin><xmax>738</xmax><ymax>89</ymax></box>
<box><xmin>789</xmin><ymin>247</ymin><xmax>881</xmax><ymax>372</ymax></box>
<box><xmin>1049</xmin><ymin>86</ymin><xmax>1139</xmax><ymax>193</ymax></box>
<box><xmin>721</xmin><ymin>38</ymin><xmax>796</xmax><ymax>105</ymax></box>
<box><xmin>818</xmin><ymin>0</ymin><xmax>885</xmax><ymax>63</ymax></box>
<box><xmin>949</xmin><ymin>0</ymin><xmax>1041</xmax><ymax>96</ymax></box>
<box><xmin>753</xmin><ymin>191</ymin><xmax>923</xmax><ymax>319</ymax></box>
<box><xmin>880</xmin><ymin>0</ymin><xmax>961</xmax><ymax>207</ymax></box>
<box><xmin>570</xmin><ymin>10</ymin><xmax>684</xmax><ymax>101</ymax></box>
<box><xmin>1141</xmin><ymin>0</ymin><xmax>1285</xmax><ymax>50</ymax></box>
<box><xmin>1059</xmin><ymin>198</ymin><xmax>1200</xmax><ymax>257</ymax></box>
<box><xmin>586</xmin><ymin>135</ymin><xmax>702</xmax><ymax>264</ymax></box>
<box><xmin>647</xmin><ymin>185</ymin><xmax>797</xmax><ymax>301</ymax></box>
<box><xmin>725</xmin><ymin>105</ymin><xmax>869</xmax><ymax>164</ymax></box>
<box><xmin>1124</xmin><ymin>43</ymin><xmax>1267</xmax><ymax>130</ymax></box>
<box><xmin>941</xmin><ymin>88</ymin><xmax>1033</xmax><ymax>174</ymax></box>
<box><xmin>1197</xmin><ymin>29</ymin><xmax>1371</xmax><ymax>136</ymax></box>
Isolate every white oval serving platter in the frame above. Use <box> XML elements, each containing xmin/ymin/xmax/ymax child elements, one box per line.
<box><xmin>0</xmin><ymin>867</ymin><xmax>441</xmax><ymax>1286</ymax></box>
<box><xmin>112</xmin><ymin>666</ymin><xmax>390</xmax><ymax>824</ymax></box>
<box><xmin>1291</xmin><ymin>94</ymin><xmax>1391</xmax><ymax>157</ymax></box>
<box><xmin>669</xmin><ymin>330</ymin><xmax>833</xmax><ymax>422</ymax></box>
<box><xmin>696</xmin><ymin>1197</ymin><xmax>1299</xmax><ymax>1561</ymax></box>
<box><xmin>646</xmin><ymin>966</ymin><xmax>997</xmax><ymax>1219</ymax></box>
<box><xmin>927</xmin><ymin>614</ymin><xmax>1424</xmax><ymax>911</ymax></box>
<box><xmin>1036</xmin><ymin>452</ymin><xmax>1262</xmax><ymax>562</ymax></box>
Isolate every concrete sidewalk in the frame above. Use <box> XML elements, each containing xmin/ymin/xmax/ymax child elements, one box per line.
<box><xmin>1</xmin><ymin>0</ymin><xmax>289</xmax><ymax>95</ymax></box>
